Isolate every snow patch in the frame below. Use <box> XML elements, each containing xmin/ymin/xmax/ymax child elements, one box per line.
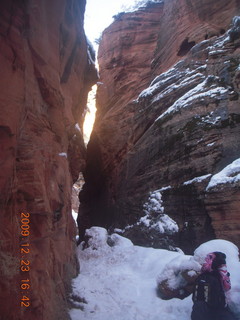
<box><xmin>87</xmin><ymin>49</ymin><xmax>95</xmax><ymax>65</ymax></box>
<box><xmin>207</xmin><ymin>142</ymin><xmax>215</xmax><ymax>147</ymax></box>
<box><xmin>206</xmin><ymin>158</ymin><xmax>240</xmax><ymax>191</ymax></box>
<box><xmin>72</xmin><ymin>210</ymin><xmax>78</xmax><ymax>224</ymax></box>
<box><xmin>155</xmin><ymin>77</ymin><xmax>228</xmax><ymax>122</ymax></box>
<box><xmin>138</xmin><ymin>64</ymin><xmax>189</xmax><ymax>100</ymax></box>
<box><xmin>75</xmin><ymin>123</ymin><xmax>81</xmax><ymax>132</ymax></box>
<box><xmin>183</xmin><ymin>174</ymin><xmax>212</xmax><ymax>186</ymax></box>
<box><xmin>201</xmin><ymin>112</ymin><xmax>222</xmax><ymax>125</ymax></box>
<box><xmin>58</xmin><ymin>152</ymin><xmax>67</xmax><ymax>158</ymax></box>
<box><xmin>159</xmin><ymin>185</ymin><xmax>172</xmax><ymax>191</ymax></box>
<box><xmin>151</xmin><ymin>72</ymin><xmax>204</xmax><ymax>104</ymax></box>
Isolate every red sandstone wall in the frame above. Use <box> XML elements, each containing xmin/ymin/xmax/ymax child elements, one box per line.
<box><xmin>97</xmin><ymin>0</ymin><xmax>240</xmax><ymax>120</ymax></box>
<box><xmin>152</xmin><ymin>0</ymin><xmax>240</xmax><ymax>75</ymax></box>
<box><xmin>0</xmin><ymin>1</ymin><xmax>97</xmax><ymax>319</ymax></box>
<box><xmin>96</xmin><ymin>3</ymin><xmax>164</xmax><ymax>119</ymax></box>
<box><xmin>81</xmin><ymin>0</ymin><xmax>240</xmax><ymax>252</ymax></box>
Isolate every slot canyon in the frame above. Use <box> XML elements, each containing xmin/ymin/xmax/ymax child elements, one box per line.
<box><xmin>0</xmin><ymin>0</ymin><xmax>240</xmax><ymax>319</ymax></box>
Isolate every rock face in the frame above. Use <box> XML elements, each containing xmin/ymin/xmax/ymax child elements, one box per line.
<box><xmin>96</xmin><ymin>0</ymin><xmax>240</xmax><ymax>112</ymax></box>
<box><xmin>151</xmin><ymin>0</ymin><xmax>240</xmax><ymax>75</ymax></box>
<box><xmin>0</xmin><ymin>1</ymin><xmax>97</xmax><ymax>319</ymax></box>
<box><xmin>80</xmin><ymin>0</ymin><xmax>240</xmax><ymax>253</ymax></box>
<box><xmin>96</xmin><ymin>2</ymin><xmax>164</xmax><ymax>116</ymax></box>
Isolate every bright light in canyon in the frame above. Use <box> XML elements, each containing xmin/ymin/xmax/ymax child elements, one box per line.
<box><xmin>83</xmin><ymin>0</ymin><xmax>137</xmax><ymax>143</ymax></box>
<box><xmin>83</xmin><ymin>85</ymin><xmax>97</xmax><ymax>144</ymax></box>
<box><xmin>84</xmin><ymin>0</ymin><xmax>136</xmax><ymax>46</ymax></box>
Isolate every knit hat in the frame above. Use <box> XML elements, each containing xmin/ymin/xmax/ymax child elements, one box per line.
<box><xmin>201</xmin><ymin>251</ymin><xmax>226</xmax><ymax>272</ymax></box>
<box><xmin>212</xmin><ymin>251</ymin><xmax>226</xmax><ymax>270</ymax></box>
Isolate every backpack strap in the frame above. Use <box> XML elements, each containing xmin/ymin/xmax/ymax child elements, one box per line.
<box><xmin>218</xmin><ymin>265</ymin><xmax>231</xmax><ymax>292</ymax></box>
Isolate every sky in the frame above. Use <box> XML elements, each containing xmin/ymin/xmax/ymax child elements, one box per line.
<box><xmin>83</xmin><ymin>85</ymin><xmax>97</xmax><ymax>143</ymax></box>
<box><xmin>84</xmin><ymin>0</ymin><xmax>137</xmax><ymax>45</ymax></box>
<box><xmin>83</xmin><ymin>0</ymin><xmax>138</xmax><ymax>142</ymax></box>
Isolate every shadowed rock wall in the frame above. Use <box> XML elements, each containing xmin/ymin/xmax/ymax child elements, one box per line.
<box><xmin>0</xmin><ymin>0</ymin><xmax>97</xmax><ymax>319</ymax></box>
<box><xmin>80</xmin><ymin>0</ymin><xmax>240</xmax><ymax>253</ymax></box>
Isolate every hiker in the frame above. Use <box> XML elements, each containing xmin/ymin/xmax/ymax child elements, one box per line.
<box><xmin>191</xmin><ymin>251</ymin><xmax>237</xmax><ymax>320</ymax></box>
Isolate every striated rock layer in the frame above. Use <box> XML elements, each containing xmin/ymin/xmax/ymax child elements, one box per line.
<box><xmin>96</xmin><ymin>0</ymin><xmax>240</xmax><ymax>113</ymax></box>
<box><xmin>0</xmin><ymin>1</ymin><xmax>97</xmax><ymax>319</ymax></box>
<box><xmin>96</xmin><ymin>2</ymin><xmax>164</xmax><ymax>117</ymax></box>
<box><xmin>80</xmin><ymin>0</ymin><xmax>240</xmax><ymax>253</ymax></box>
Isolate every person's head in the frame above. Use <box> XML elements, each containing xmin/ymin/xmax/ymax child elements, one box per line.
<box><xmin>202</xmin><ymin>251</ymin><xmax>226</xmax><ymax>272</ymax></box>
<box><xmin>211</xmin><ymin>252</ymin><xmax>226</xmax><ymax>270</ymax></box>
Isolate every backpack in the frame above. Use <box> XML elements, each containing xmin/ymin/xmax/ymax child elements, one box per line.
<box><xmin>192</xmin><ymin>271</ymin><xmax>226</xmax><ymax>308</ymax></box>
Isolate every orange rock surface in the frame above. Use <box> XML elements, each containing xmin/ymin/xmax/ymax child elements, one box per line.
<box><xmin>0</xmin><ymin>1</ymin><xmax>97</xmax><ymax>319</ymax></box>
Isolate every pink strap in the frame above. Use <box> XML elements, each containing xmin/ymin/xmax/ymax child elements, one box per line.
<box><xmin>201</xmin><ymin>253</ymin><xmax>231</xmax><ymax>292</ymax></box>
<box><xmin>218</xmin><ymin>264</ymin><xmax>231</xmax><ymax>292</ymax></box>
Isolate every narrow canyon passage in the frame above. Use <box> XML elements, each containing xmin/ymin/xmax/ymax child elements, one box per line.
<box><xmin>79</xmin><ymin>0</ymin><xmax>240</xmax><ymax>254</ymax></box>
<box><xmin>0</xmin><ymin>0</ymin><xmax>240</xmax><ymax>320</ymax></box>
<box><xmin>69</xmin><ymin>2</ymin><xmax>240</xmax><ymax>317</ymax></box>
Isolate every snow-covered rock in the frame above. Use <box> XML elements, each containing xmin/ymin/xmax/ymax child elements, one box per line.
<box><xmin>69</xmin><ymin>227</ymin><xmax>240</xmax><ymax>320</ymax></box>
<box><xmin>206</xmin><ymin>158</ymin><xmax>240</xmax><ymax>191</ymax></box>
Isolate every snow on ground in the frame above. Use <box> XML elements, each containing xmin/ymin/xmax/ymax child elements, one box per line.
<box><xmin>69</xmin><ymin>227</ymin><xmax>240</xmax><ymax>320</ymax></box>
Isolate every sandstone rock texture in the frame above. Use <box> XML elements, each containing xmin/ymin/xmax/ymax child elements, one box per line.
<box><xmin>96</xmin><ymin>2</ymin><xmax>164</xmax><ymax>117</ymax></box>
<box><xmin>81</xmin><ymin>0</ymin><xmax>240</xmax><ymax>254</ymax></box>
<box><xmin>0</xmin><ymin>1</ymin><xmax>97</xmax><ymax>319</ymax></box>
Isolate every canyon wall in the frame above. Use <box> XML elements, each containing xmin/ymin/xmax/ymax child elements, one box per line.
<box><xmin>0</xmin><ymin>0</ymin><xmax>97</xmax><ymax>319</ymax></box>
<box><xmin>80</xmin><ymin>0</ymin><xmax>240</xmax><ymax>253</ymax></box>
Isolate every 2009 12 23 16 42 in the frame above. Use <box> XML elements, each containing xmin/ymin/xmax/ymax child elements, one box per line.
<box><xmin>20</xmin><ymin>212</ymin><xmax>31</xmax><ymax>308</ymax></box>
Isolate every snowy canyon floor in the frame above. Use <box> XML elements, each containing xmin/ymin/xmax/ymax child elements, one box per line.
<box><xmin>69</xmin><ymin>227</ymin><xmax>240</xmax><ymax>320</ymax></box>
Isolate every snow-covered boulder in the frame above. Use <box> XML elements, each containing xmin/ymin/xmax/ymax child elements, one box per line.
<box><xmin>206</xmin><ymin>158</ymin><xmax>240</xmax><ymax>191</ymax></box>
<box><xmin>156</xmin><ymin>239</ymin><xmax>240</xmax><ymax>308</ymax></box>
<box><xmin>156</xmin><ymin>254</ymin><xmax>200</xmax><ymax>299</ymax></box>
